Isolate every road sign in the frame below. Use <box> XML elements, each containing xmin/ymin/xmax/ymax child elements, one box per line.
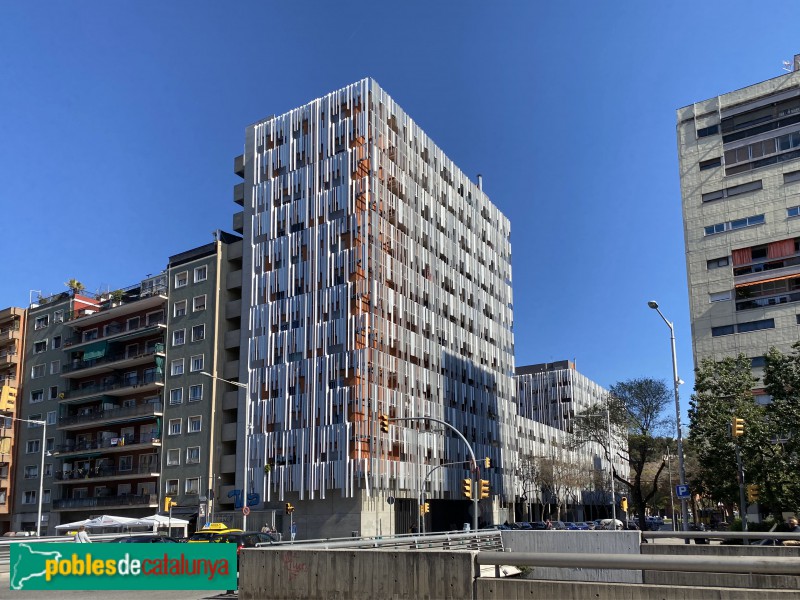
<box><xmin>675</xmin><ymin>484</ymin><xmax>690</xmax><ymax>499</ymax></box>
<box><xmin>242</xmin><ymin>505</ymin><xmax>251</xmax><ymax>516</ymax></box>
<box><xmin>387</xmin><ymin>496</ymin><xmax>395</xmax><ymax>505</ymax></box>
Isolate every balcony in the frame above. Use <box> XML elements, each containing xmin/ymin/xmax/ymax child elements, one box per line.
<box><xmin>225</xmin><ymin>299</ymin><xmax>242</xmax><ymax>320</ymax></box>
<box><xmin>222</xmin><ymin>390</ymin><xmax>238</xmax><ymax>411</ymax></box>
<box><xmin>234</xmin><ymin>154</ymin><xmax>245</xmax><ymax>178</ymax></box>
<box><xmin>61</xmin><ymin>345</ymin><xmax>165</xmax><ymax>379</ymax></box>
<box><xmin>228</xmin><ymin>240</ymin><xmax>243</xmax><ymax>260</ymax></box>
<box><xmin>55</xmin><ymin>435</ymin><xmax>161</xmax><ymax>458</ymax></box>
<box><xmin>64</xmin><ymin>319</ymin><xmax>166</xmax><ymax>350</ymax></box>
<box><xmin>233</xmin><ymin>182</ymin><xmax>245</xmax><ymax>206</ymax></box>
<box><xmin>221</xmin><ymin>423</ymin><xmax>238</xmax><ymax>442</ymax></box>
<box><xmin>60</xmin><ymin>373</ymin><xmax>164</xmax><ymax>403</ymax></box>
<box><xmin>232</xmin><ymin>211</ymin><xmax>244</xmax><ymax>234</ymax></box>
<box><xmin>58</xmin><ymin>402</ymin><xmax>163</xmax><ymax>430</ymax></box>
<box><xmin>67</xmin><ymin>285</ymin><xmax>168</xmax><ymax>327</ymax></box>
<box><xmin>224</xmin><ymin>329</ymin><xmax>241</xmax><ymax>350</ymax></box>
<box><xmin>223</xmin><ymin>360</ymin><xmax>239</xmax><ymax>380</ymax></box>
<box><xmin>55</xmin><ymin>463</ymin><xmax>159</xmax><ymax>484</ymax></box>
<box><xmin>0</xmin><ymin>329</ymin><xmax>20</xmax><ymax>343</ymax></box>
<box><xmin>53</xmin><ymin>493</ymin><xmax>157</xmax><ymax>511</ymax></box>
<box><xmin>0</xmin><ymin>353</ymin><xmax>18</xmax><ymax>366</ymax></box>
<box><xmin>220</xmin><ymin>453</ymin><xmax>237</xmax><ymax>474</ymax></box>
<box><xmin>226</xmin><ymin>270</ymin><xmax>242</xmax><ymax>290</ymax></box>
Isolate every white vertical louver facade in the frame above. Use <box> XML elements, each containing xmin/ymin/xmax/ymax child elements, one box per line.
<box><xmin>238</xmin><ymin>79</ymin><xmax>516</xmax><ymax>514</ymax></box>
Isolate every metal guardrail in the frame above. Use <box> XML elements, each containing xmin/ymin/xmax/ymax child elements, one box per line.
<box><xmin>475</xmin><ymin>551</ymin><xmax>800</xmax><ymax>575</ymax></box>
<box><xmin>642</xmin><ymin>530</ymin><xmax>800</xmax><ymax>541</ymax></box>
<box><xmin>256</xmin><ymin>529</ymin><xmax>503</xmax><ymax>551</ymax></box>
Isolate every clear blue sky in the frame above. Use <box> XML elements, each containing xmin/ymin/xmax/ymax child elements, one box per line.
<box><xmin>3</xmin><ymin>1</ymin><xmax>800</xmax><ymax>419</ymax></box>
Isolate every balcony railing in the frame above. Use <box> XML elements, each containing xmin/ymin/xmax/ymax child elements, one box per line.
<box><xmin>55</xmin><ymin>463</ymin><xmax>159</xmax><ymax>482</ymax></box>
<box><xmin>61</xmin><ymin>345</ymin><xmax>165</xmax><ymax>375</ymax></box>
<box><xmin>53</xmin><ymin>493</ymin><xmax>156</xmax><ymax>510</ymax></box>
<box><xmin>56</xmin><ymin>434</ymin><xmax>161</xmax><ymax>454</ymax></box>
<box><xmin>61</xmin><ymin>372</ymin><xmax>164</xmax><ymax>400</ymax></box>
<box><xmin>58</xmin><ymin>402</ymin><xmax>163</xmax><ymax>428</ymax></box>
<box><xmin>64</xmin><ymin>320</ymin><xmax>166</xmax><ymax>348</ymax></box>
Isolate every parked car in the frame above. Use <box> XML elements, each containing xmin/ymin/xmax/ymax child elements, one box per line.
<box><xmin>111</xmin><ymin>535</ymin><xmax>181</xmax><ymax>543</ymax></box>
<box><xmin>188</xmin><ymin>522</ymin><xmax>243</xmax><ymax>543</ymax></box>
<box><xmin>583</xmin><ymin>522</ymin><xmax>597</xmax><ymax>530</ymax></box>
<box><xmin>529</xmin><ymin>521</ymin><xmax>548</xmax><ymax>530</ymax></box>
<box><xmin>489</xmin><ymin>523</ymin><xmax>511</xmax><ymax>530</ymax></box>
<box><xmin>550</xmin><ymin>521</ymin><xmax>567</xmax><ymax>530</ymax></box>
<box><xmin>625</xmin><ymin>520</ymin><xmax>641</xmax><ymax>530</ymax></box>
<box><xmin>511</xmin><ymin>521</ymin><xmax>533</xmax><ymax>530</ymax></box>
<box><xmin>564</xmin><ymin>522</ymin><xmax>589</xmax><ymax>530</ymax></box>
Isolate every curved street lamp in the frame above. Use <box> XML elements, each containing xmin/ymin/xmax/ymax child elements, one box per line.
<box><xmin>647</xmin><ymin>300</ymin><xmax>690</xmax><ymax>536</ymax></box>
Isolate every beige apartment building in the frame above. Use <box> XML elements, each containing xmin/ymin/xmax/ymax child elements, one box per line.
<box><xmin>678</xmin><ymin>55</ymin><xmax>800</xmax><ymax>397</ymax></box>
<box><xmin>0</xmin><ymin>307</ymin><xmax>26</xmax><ymax>533</ymax></box>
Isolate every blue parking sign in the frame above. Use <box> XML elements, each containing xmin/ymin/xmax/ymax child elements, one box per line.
<box><xmin>676</xmin><ymin>484</ymin><xmax>690</xmax><ymax>499</ymax></box>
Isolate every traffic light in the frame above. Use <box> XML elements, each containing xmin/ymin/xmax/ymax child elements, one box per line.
<box><xmin>620</xmin><ymin>496</ymin><xmax>628</xmax><ymax>512</ymax></box>
<box><xmin>463</xmin><ymin>478</ymin><xmax>473</xmax><ymax>499</ymax></box>
<box><xmin>732</xmin><ymin>417</ymin><xmax>745</xmax><ymax>437</ymax></box>
<box><xmin>379</xmin><ymin>414</ymin><xmax>389</xmax><ymax>433</ymax></box>
<box><xmin>484</xmin><ymin>457</ymin><xmax>491</xmax><ymax>469</ymax></box>
<box><xmin>747</xmin><ymin>484</ymin><xmax>760</xmax><ymax>503</ymax></box>
<box><xmin>419</xmin><ymin>502</ymin><xmax>430</xmax><ymax>515</ymax></box>
<box><xmin>164</xmin><ymin>496</ymin><xmax>176</xmax><ymax>511</ymax></box>
<box><xmin>479</xmin><ymin>479</ymin><xmax>490</xmax><ymax>499</ymax></box>
<box><xmin>285</xmin><ymin>502</ymin><xmax>295</xmax><ymax>515</ymax></box>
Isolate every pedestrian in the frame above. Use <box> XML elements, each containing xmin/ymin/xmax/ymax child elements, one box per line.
<box><xmin>545</xmin><ymin>519</ymin><xmax>552</xmax><ymax>530</ymax></box>
<box><xmin>74</xmin><ymin>525</ymin><xmax>92</xmax><ymax>543</ymax></box>
<box><xmin>787</xmin><ymin>516</ymin><xmax>800</xmax><ymax>532</ymax></box>
<box><xmin>260</xmin><ymin>524</ymin><xmax>271</xmax><ymax>534</ymax></box>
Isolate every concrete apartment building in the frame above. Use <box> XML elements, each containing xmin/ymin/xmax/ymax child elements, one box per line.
<box><xmin>10</xmin><ymin>233</ymin><xmax>242</xmax><ymax>534</ymax></box>
<box><xmin>233</xmin><ymin>78</ymin><xmax>516</xmax><ymax>538</ymax></box>
<box><xmin>678</xmin><ymin>55</ymin><xmax>800</xmax><ymax>395</ymax></box>
<box><xmin>0</xmin><ymin>307</ymin><xmax>26</xmax><ymax>533</ymax></box>
<box><xmin>515</xmin><ymin>361</ymin><xmax>628</xmax><ymax>521</ymax></box>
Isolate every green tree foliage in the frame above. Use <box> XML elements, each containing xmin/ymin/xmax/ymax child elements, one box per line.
<box><xmin>573</xmin><ymin>378</ymin><xmax>672</xmax><ymax>531</ymax></box>
<box><xmin>64</xmin><ymin>279</ymin><xmax>85</xmax><ymax>295</ymax></box>
<box><xmin>761</xmin><ymin>344</ymin><xmax>800</xmax><ymax>514</ymax></box>
<box><xmin>689</xmin><ymin>354</ymin><xmax>759</xmax><ymax>513</ymax></box>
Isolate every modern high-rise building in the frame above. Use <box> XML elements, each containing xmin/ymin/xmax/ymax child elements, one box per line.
<box><xmin>677</xmin><ymin>55</ymin><xmax>800</xmax><ymax>394</ymax></box>
<box><xmin>234</xmin><ymin>78</ymin><xmax>516</xmax><ymax>537</ymax></box>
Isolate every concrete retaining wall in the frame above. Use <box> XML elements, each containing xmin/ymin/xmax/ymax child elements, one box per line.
<box><xmin>239</xmin><ymin>548</ymin><xmax>477</xmax><ymax>600</ymax></box>
<box><xmin>500</xmin><ymin>530</ymin><xmax>642</xmax><ymax>583</ymax></box>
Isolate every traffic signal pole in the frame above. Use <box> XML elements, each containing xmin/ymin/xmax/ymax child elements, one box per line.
<box><xmin>388</xmin><ymin>416</ymin><xmax>479</xmax><ymax>531</ymax></box>
<box><xmin>736</xmin><ymin>445</ymin><xmax>748</xmax><ymax>544</ymax></box>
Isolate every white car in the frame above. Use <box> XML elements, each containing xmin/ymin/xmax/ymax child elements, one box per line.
<box><xmin>598</xmin><ymin>519</ymin><xmax>625</xmax><ymax>530</ymax></box>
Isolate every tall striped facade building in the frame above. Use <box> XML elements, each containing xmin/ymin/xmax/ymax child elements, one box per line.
<box><xmin>235</xmin><ymin>79</ymin><xmax>516</xmax><ymax>535</ymax></box>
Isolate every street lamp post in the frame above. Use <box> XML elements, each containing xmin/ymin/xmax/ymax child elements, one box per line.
<box><xmin>10</xmin><ymin>416</ymin><xmax>46</xmax><ymax>536</ymax></box>
<box><xmin>200</xmin><ymin>372</ymin><xmax>250</xmax><ymax>530</ymax></box>
<box><xmin>647</xmin><ymin>300</ymin><xmax>691</xmax><ymax>537</ymax></box>
<box><xmin>664</xmin><ymin>449</ymin><xmax>676</xmax><ymax>527</ymax></box>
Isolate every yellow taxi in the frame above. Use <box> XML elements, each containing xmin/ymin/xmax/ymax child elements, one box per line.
<box><xmin>187</xmin><ymin>522</ymin><xmax>243</xmax><ymax>543</ymax></box>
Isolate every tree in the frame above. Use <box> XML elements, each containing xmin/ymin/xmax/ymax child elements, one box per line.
<box><xmin>538</xmin><ymin>449</ymin><xmax>592</xmax><ymax>521</ymax></box>
<box><xmin>515</xmin><ymin>454</ymin><xmax>542</xmax><ymax>521</ymax></box>
<box><xmin>65</xmin><ymin>279</ymin><xmax>85</xmax><ymax>295</ymax></box>
<box><xmin>689</xmin><ymin>354</ymin><xmax>759</xmax><ymax>516</ymax></box>
<box><xmin>572</xmin><ymin>378</ymin><xmax>672</xmax><ymax>531</ymax></box>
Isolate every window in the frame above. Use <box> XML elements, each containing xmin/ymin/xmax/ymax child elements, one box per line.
<box><xmin>52</xmin><ymin>335</ymin><xmax>61</xmax><ymax>350</ymax></box>
<box><xmin>53</xmin><ymin>310</ymin><xmax>64</xmax><ymax>323</ymax></box>
<box><xmin>697</xmin><ymin>124</ymin><xmax>719</xmax><ymax>138</ymax></box>
<box><xmin>186</xmin><ymin>446</ymin><xmax>200</xmax><ymax>464</ymax></box>
<box><xmin>167</xmin><ymin>449</ymin><xmax>180</xmax><ymax>466</ymax></box>
<box><xmin>116</xmin><ymin>455</ymin><xmax>131</xmax><ymax>471</ymax></box>
<box><xmin>31</xmin><ymin>365</ymin><xmax>45</xmax><ymax>379</ymax></box>
<box><xmin>185</xmin><ymin>477</ymin><xmax>200</xmax><ymax>495</ymax></box>
<box><xmin>175</xmin><ymin>271</ymin><xmax>188</xmax><ymax>288</ymax></box>
<box><xmin>28</xmin><ymin>415</ymin><xmax>42</xmax><ymax>428</ymax></box>
<box><xmin>188</xmin><ymin>416</ymin><xmax>202</xmax><ymax>433</ymax></box>
<box><xmin>24</xmin><ymin>465</ymin><xmax>39</xmax><ymax>479</ymax></box>
<box><xmin>166</xmin><ymin>479</ymin><xmax>179</xmax><ymax>495</ymax></box>
<box><xmin>751</xmin><ymin>356</ymin><xmax>766</xmax><ymax>368</ymax></box>
<box><xmin>30</xmin><ymin>389</ymin><xmax>43</xmax><ymax>403</ymax></box>
<box><xmin>172</xmin><ymin>329</ymin><xmax>186</xmax><ymax>346</ymax></box>
<box><xmin>43</xmin><ymin>489</ymin><xmax>51</xmax><ymax>504</ymax></box>
<box><xmin>192</xmin><ymin>325</ymin><xmax>205</xmax><ymax>341</ymax></box>
<box><xmin>194</xmin><ymin>266</ymin><xmax>207</xmax><ymax>282</ymax></box>
<box><xmin>188</xmin><ymin>384</ymin><xmax>203</xmax><ymax>402</ymax></box>
<box><xmin>23</xmin><ymin>490</ymin><xmax>37</xmax><ymax>504</ymax></box>
<box><xmin>46</xmin><ymin>411</ymin><xmax>56</xmax><ymax>425</ymax></box>
<box><xmin>170</xmin><ymin>359</ymin><xmax>184</xmax><ymax>376</ymax></box>
<box><xmin>190</xmin><ymin>355</ymin><xmax>204</xmax><ymax>372</ymax></box>
<box><xmin>44</xmin><ymin>463</ymin><xmax>53</xmax><ymax>477</ymax></box>
<box><xmin>168</xmin><ymin>418</ymin><xmax>182</xmax><ymax>436</ymax></box>
<box><xmin>707</xmin><ymin>256</ymin><xmax>730</xmax><ymax>270</ymax></box>
<box><xmin>169</xmin><ymin>388</ymin><xmax>183</xmax><ymax>405</ymax></box>
<box><xmin>785</xmin><ymin>170</ymin><xmax>800</xmax><ymax>184</ymax></box>
<box><xmin>34</xmin><ymin>315</ymin><xmax>49</xmax><ymax>330</ymax></box>
<box><xmin>710</xmin><ymin>291</ymin><xmax>732</xmax><ymax>303</ymax></box>
<box><xmin>127</xmin><ymin>316</ymin><xmax>140</xmax><ymax>331</ymax></box>
<box><xmin>33</xmin><ymin>341</ymin><xmax>47</xmax><ymax>354</ymax></box>
<box><xmin>193</xmin><ymin>295</ymin><xmax>207</xmax><ymax>312</ymax></box>
<box><xmin>705</xmin><ymin>214</ymin><xmax>765</xmax><ymax>236</ymax></box>
<box><xmin>50</xmin><ymin>360</ymin><xmax>60</xmax><ymax>375</ymax></box>
<box><xmin>26</xmin><ymin>440</ymin><xmax>41</xmax><ymax>454</ymax></box>
<box><xmin>82</xmin><ymin>329</ymin><xmax>98</xmax><ymax>342</ymax></box>
<box><xmin>46</xmin><ymin>438</ymin><xmax>54</xmax><ymax>452</ymax></box>
<box><xmin>702</xmin><ymin>180</ymin><xmax>762</xmax><ymax>203</ymax></box>
<box><xmin>712</xmin><ymin>318</ymin><xmax>775</xmax><ymax>337</ymax></box>
<box><xmin>699</xmin><ymin>157</ymin><xmax>721</xmax><ymax>171</ymax></box>
<box><xmin>147</xmin><ymin>311</ymin><xmax>164</xmax><ymax>326</ymax></box>
<box><xmin>174</xmin><ymin>301</ymin><xmax>187</xmax><ymax>317</ymax></box>
<box><xmin>789</xmin><ymin>206</ymin><xmax>800</xmax><ymax>218</ymax></box>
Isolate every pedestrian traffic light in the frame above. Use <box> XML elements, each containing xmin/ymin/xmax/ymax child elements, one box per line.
<box><xmin>484</xmin><ymin>457</ymin><xmax>491</xmax><ymax>469</ymax></box>
<box><xmin>379</xmin><ymin>414</ymin><xmax>389</xmax><ymax>433</ymax></box>
<box><xmin>732</xmin><ymin>417</ymin><xmax>745</xmax><ymax>437</ymax></box>
<box><xmin>620</xmin><ymin>496</ymin><xmax>628</xmax><ymax>512</ymax></box>
<box><xmin>463</xmin><ymin>478</ymin><xmax>472</xmax><ymax>499</ymax></box>
<box><xmin>747</xmin><ymin>484</ymin><xmax>760</xmax><ymax>503</ymax></box>
<box><xmin>285</xmin><ymin>502</ymin><xmax>295</xmax><ymax>515</ymax></box>
<box><xmin>480</xmin><ymin>479</ymin><xmax>490</xmax><ymax>499</ymax></box>
<box><xmin>164</xmin><ymin>496</ymin><xmax>176</xmax><ymax>511</ymax></box>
